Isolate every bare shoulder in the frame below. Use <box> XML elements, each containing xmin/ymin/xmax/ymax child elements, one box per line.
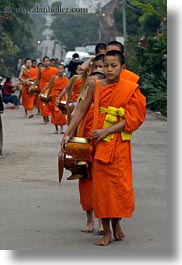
<box><xmin>72</xmin><ymin>74</ymin><xmax>81</xmax><ymax>80</ymax></box>
<box><xmin>86</xmin><ymin>77</ymin><xmax>96</xmax><ymax>86</ymax></box>
<box><xmin>100</xmin><ymin>79</ymin><xmax>107</xmax><ymax>87</ymax></box>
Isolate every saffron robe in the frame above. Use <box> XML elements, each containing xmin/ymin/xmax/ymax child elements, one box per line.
<box><xmin>38</xmin><ymin>66</ymin><xmax>58</xmax><ymax>117</ymax></box>
<box><xmin>69</xmin><ymin>78</ymin><xmax>83</xmax><ymax>102</ymax></box>
<box><xmin>22</xmin><ymin>68</ymin><xmax>37</xmax><ymax>110</ymax></box>
<box><xmin>77</xmin><ymin>107</ymin><xmax>94</xmax><ymax>211</ymax></box>
<box><xmin>76</xmin><ymin>82</ymin><xmax>100</xmax><ymax>211</ymax></box>
<box><xmin>120</xmin><ymin>69</ymin><xmax>139</xmax><ymax>83</ymax></box>
<box><xmin>49</xmin><ymin>76</ymin><xmax>69</xmax><ymax>125</ymax></box>
<box><xmin>91</xmin><ymin>79</ymin><xmax>146</xmax><ymax>218</ymax></box>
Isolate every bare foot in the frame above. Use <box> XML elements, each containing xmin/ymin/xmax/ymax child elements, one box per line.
<box><xmin>81</xmin><ymin>221</ymin><xmax>94</xmax><ymax>233</ymax></box>
<box><xmin>97</xmin><ymin>229</ymin><xmax>104</xmax><ymax>235</ymax></box>
<box><xmin>111</xmin><ymin>219</ymin><xmax>125</xmax><ymax>240</ymax></box>
<box><xmin>95</xmin><ymin>234</ymin><xmax>112</xmax><ymax>246</ymax></box>
<box><xmin>29</xmin><ymin>114</ymin><xmax>34</xmax><ymax>119</ymax></box>
<box><xmin>98</xmin><ymin>219</ymin><xmax>104</xmax><ymax>235</ymax></box>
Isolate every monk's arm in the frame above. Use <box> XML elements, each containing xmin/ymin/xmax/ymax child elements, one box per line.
<box><xmin>65</xmin><ymin>85</ymin><xmax>94</xmax><ymax>136</ymax></box>
<box><xmin>91</xmin><ymin>120</ymin><xmax>125</xmax><ymax>141</ymax></box>
<box><xmin>18</xmin><ymin>70</ymin><xmax>26</xmax><ymax>84</ymax></box>
<box><xmin>60</xmin><ymin>80</ymin><xmax>95</xmax><ymax>152</ymax></box>
<box><xmin>81</xmin><ymin>56</ymin><xmax>95</xmax><ymax>71</ymax></box>
<box><xmin>57</xmin><ymin>76</ymin><xmax>75</xmax><ymax>100</ymax></box>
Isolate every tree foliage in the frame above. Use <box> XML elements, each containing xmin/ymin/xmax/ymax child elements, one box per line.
<box><xmin>113</xmin><ymin>0</ymin><xmax>167</xmax><ymax>116</ymax></box>
<box><xmin>50</xmin><ymin>12</ymin><xmax>100</xmax><ymax>51</ymax></box>
<box><xmin>112</xmin><ymin>1</ymin><xmax>142</xmax><ymax>36</ymax></box>
<box><xmin>0</xmin><ymin>0</ymin><xmax>44</xmax><ymax>76</ymax></box>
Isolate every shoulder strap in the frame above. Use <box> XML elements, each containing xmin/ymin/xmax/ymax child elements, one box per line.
<box><xmin>79</xmin><ymin>62</ymin><xmax>94</xmax><ymax>94</ymax></box>
<box><xmin>67</xmin><ymin>75</ymin><xmax>77</xmax><ymax>104</ymax></box>
<box><xmin>23</xmin><ymin>68</ymin><xmax>31</xmax><ymax>79</ymax></box>
<box><xmin>92</xmin><ymin>80</ymin><xmax>100</xmax><ymax>131</ymax></box>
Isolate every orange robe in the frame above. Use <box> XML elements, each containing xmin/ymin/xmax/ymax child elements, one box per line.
<box><xmin>120</xmin><ymin>69</ymin><xmax>139</xmax><ymax>83</ymax></box>
<box><xmin>77</xmin><ymin>106</ymin><xmax>94</xmax><ymax>211</ymax></box>
<box><xmin>91</xmin><ymin>79</ymin><xmax>146</xmax><ymax>218</ymax></box>
<box><xmin>38</xmin><ymin>66</ymin><xmax>58</xmax><ymax>117</ymax></box>
<box><xmin>69</xmin><ymin>78</ymin><xmax>83</xmax><ymax>102</ymax></box>
<box><xmin>50</xmin><ymin>76</ymin><xmax>69</xmax><ymax>125</ymax></box>
<box><xmin>76</xmin><ymin>82</ymin><xmax>100</xmax><ymax>211</ymax></box>
<box><xmin>22</xmin><ymin>68</ymin><xmax>37</xmax><ymax>110</ymax></box>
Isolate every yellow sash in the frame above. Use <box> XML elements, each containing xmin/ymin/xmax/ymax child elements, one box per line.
<box><xmin>99</xmin><ymin>106</ymin><xmax>132</xmax><ymax>142</ymax></box>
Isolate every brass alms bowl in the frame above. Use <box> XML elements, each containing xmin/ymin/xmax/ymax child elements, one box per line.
<box><xmin>58</xmin><ymin>137</ymin><xmax>93</xmax><ymax>184</ymax></box>
<box><xmin>65</xmin><ymin>137</ymin><xmax>93</xmax><ymax>160</ymax></box>
<box><xmin>39</xmin><ymin>93</ymin><xmax>52</xmax><ymax>103</ymax></box>
<box><xmin>64</xmin><ymin>155</ymin><xmax>89</xmax><ymax>180</ymax></box>
<box><xmin>68</xmin><ymin>137</ymin><xmax>89</xmax><ymax>144</ymax></box>
<box><xmin>28</xmin><ymin>83</ymin><xmax>40</xmax><ymax>96</ymax></box>
<box><xmin>58</xmin><ymin>100</ymin><xmax>67</xmax><ymax>114</ymax></box>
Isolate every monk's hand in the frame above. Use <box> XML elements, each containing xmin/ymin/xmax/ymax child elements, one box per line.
<box><xmin>58</xmin><ymin>150</ymin><xmax>65</xmax><ymax>161</ymax></box>
<box><xmin>26</xmin><ymin>80</ymin><xmax>31</xmax><ymax>86</ymax></box>
<box><xmin>55</xmin><ymin>99</ymin><xmax>60</xmax><ymax>106</ymax></box>
<box><xmin>60</xmin><ymin>135</ymin><xmax>70</xmax><ymax>156</ymax></box>
<box><xmin>91</xmin><ymin>128</ymin><xmax>110</xmax><ymax>142</ymax></box>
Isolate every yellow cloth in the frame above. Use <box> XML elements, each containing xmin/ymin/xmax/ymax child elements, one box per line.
<box><xmin>99</xmin><ymin>106</ymin><xmax>132</xmax><ymax>142</ymax></box>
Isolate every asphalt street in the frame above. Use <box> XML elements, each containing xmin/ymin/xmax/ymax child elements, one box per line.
<box><xmin>0</xmin><ymin>105</ymin><xmax>169</xmax><ymax>261</ymax></box>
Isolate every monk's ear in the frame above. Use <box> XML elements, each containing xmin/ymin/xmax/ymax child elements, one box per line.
<box><xmin>121</xmin><ymin>64</ymin><xmax>126</xmax><ymax>69</ymax></box>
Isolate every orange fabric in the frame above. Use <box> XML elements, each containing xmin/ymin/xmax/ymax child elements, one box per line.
<box><xmin>49</xmin><ymin>76</ymin><xmax>69</xmax><ymax>125</ymax></box>
<box><xmin>76</xmin><ymin>81</ymin><xmax>101</xmax><ymax>211</ymax></box>
<box><xmin>91</xmin><ymin>79</ymin><xmax>146</xmax><ymax>218</ymax></box>
<box><xmin>69</xmin><ymin>78</ymin><xmax>83</xmax><ymax>102</ymax></box>
<box><xmin>22</xmin><ymin>68</ymin><xmax>37</xmax><ymax>110</ymax></box>
<box><xmin>79</xmin><ymin>177</ymin><xmax>93</xmax><ymax>211</ymax></box>
<box><xmin>38</xmin><ymin>66</ymin><xmax>58</xmax><ymax>116</ymax></box>
<box><xmin>77</xmin><ymin>108</ymin><xmax>93</xmax><ymax>210</ymax></box>
<box><xmin>120</xmin><ymin>69</ymin><xmax>139</xmax><ymax>83</ymax></box>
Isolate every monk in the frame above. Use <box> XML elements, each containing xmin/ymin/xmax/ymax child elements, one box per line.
<box><xmin>60</xmin><ymin>50</ymin><xmax>146</xmax><ymax>246</ymax></box>
<box><xmin>90</xmin><ymin>54</ymin><xmax>104</xmax><ymax>73</ymax></box>
<box><xmin>80</xmin><ymin>42</ymin><xmax>106</xmax><ymax>71</ymax></box>
<box><xmin>106</xmin><ymin>40</ymin><xmax>139</xmax><ymax>83</ymax></box>
<box><xmin>19</xmin><ymin>58</ymin><xmax>37</xmax><ymax>118</ymax></box>
<box><xmin>34</xmin><ymin>62</ymin><xmax>42</xmax><ymax>115</ymax></box>
<box><xmin>75</xmin><ymin>71</ymin><xmax>106</xmax><ymax>234</ymax></box>
<box><xmin>56</xmin><ymin>65</ymin><xmax>87</xmax><ymax>124</ymax></box>
<box><xmin>36</xmin><ymin>56</ymin><xmax>58</xmax><ymax>124</ymax></box>
<box><xmin>42</xmin><ymin>64</ymin><xmax>69</xmax><ymax>133</ymax></box>
<box><xmin>81</xmin><ymin>41</ymin><xmax>139</xmax><ymax>84</ymax></box>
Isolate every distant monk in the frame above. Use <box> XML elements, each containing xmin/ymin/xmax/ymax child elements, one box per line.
<box><xmin>36</xmin><ymin>56</ymin><xmax>58</xmax><ymax>124</ymax></box>
<box><xmin>56</xmin><ymin>65</ymin><xmax>86</xmax><ymax>124</ymax></box>
<box><xmin>42</xmin><ymin>64</ymin><xmax>69</xmax><ymax>133</ymax></box>
<box><xmin>19</xmin><ymin>58</ymin><xmax>37</xmax><ymax>118</ymax></box>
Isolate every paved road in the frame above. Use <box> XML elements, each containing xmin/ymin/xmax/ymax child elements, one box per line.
<box><xmin>0</xmin><ymin>106</ymin><xmax>169</xmax><ymax>261</ymax></box>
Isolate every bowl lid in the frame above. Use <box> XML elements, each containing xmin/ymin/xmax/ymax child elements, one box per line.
<box><xmin>69</xmin><ymin>137</ymin><xmax>89</xmax><ymax>144</ymax></box>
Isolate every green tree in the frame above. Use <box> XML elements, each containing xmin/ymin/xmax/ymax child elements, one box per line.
<box><xmin>113</xmin><ymin>0</ymin><xmax>167</xmax><ymax>116</ymax></box>
<box><xmin>131</xmin><ymin>0</ymin><xmax>167</xmax><ymax>116</ymax></box>
<box><xmin>0</xmin><ymin>0</ymin><xmax>44</xmax><ymax>75</ymax></box>
<box><xmin>50</xmin><ymin>13</ymin><xmax>101</xmax><ymax>51</ymax></box>
<box><xmin>113</xmin><ymin>0</ymin><xmax>143</xmax><ymax>36</ymax></box>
